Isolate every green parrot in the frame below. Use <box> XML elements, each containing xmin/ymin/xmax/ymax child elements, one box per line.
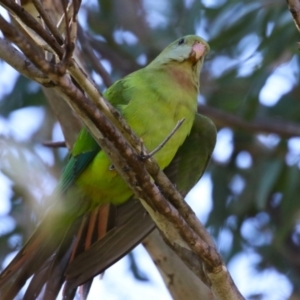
<box><xmin>0</xmin><ymin>35</ymin><xmax>214</xmax><ymax>299</ymax></box>
<box><xmin>64</xmin><ymin>113</ymin><xmax>216</xmax><ymax>297</ymax></box>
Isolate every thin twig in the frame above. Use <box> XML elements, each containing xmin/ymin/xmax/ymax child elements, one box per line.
<box><xmin>42</xmin><ymin>141</ymin><xmax>66</xmax><ymax>148</ymax></box>
<box><xmin>54</xmin><ymin>0</ymin><xmax>73</xmax><ymax>75</ymax></box>
<box><xmin>142</xmin><ymin>119</ymin><xmax>185</xmax><ymax>159</ymax></box>
<box><xmin>56</xmin><ymin>1</ymin><xmax>74</xmax><ymax>35</ymax></box>
<box><xmin>72</xmin><ymin>0</ymin><xmax>82</xmax><ymax>20</ymax></box>
<box><xmin>31</xmin><ymin>0</ymin><xmax>63</xmax><ymax>45</ymax></box>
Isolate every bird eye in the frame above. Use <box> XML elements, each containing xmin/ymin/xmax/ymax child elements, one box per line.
<box><xmin>178</xmin><ymin>38</ymin><xmax>184</xmax><ymax>45</ymax></box>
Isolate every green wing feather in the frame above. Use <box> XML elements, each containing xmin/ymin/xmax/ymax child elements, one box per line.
<box><xmin>58</xmin><ymin>78</ymin><xmax>131</xmax><ymax>194</ymax></box>
<box><xmin>164</xmin><ymin>113</ymin><xmax>216</xmax><ymax>194</ymax></box>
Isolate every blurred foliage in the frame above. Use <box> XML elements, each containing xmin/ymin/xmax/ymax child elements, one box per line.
<box><xmin>1</xmin><ymin>0</ymin><xmax>300</xmax><ymax>298</ymax></box>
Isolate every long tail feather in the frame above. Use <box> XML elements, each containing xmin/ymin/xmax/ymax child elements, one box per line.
<box><xmin>0</xmin><ymin>200</ymin><xmax>154</xmax><ymax>299</ymax></box>
<box><xmin>23</xmin><ymin>261</ymin><xmax>50</xmax><ymax>300</ymax></box>
<box><xmin>0</xmin><ymin>209</ymin><xmax>82</xmax><ymax>299</ymax></box>
<box><xmin>62</xmin><ymin>206</ymin><xmax>110</xmax><ymax>299</ymax></box>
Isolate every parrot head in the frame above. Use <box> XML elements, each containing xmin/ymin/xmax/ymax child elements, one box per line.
<box><xmin>149</xmin><ymin>35</ymin><xmax>209</xmax><ymax>67</ymax></box>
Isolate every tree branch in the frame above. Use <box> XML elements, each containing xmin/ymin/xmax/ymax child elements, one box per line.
<box><xmin>198</xmin><ymin>104</ymin><xmax>300</xmax><ymax>138</ymax></box>
<box><xmin>143</xmin><ymin>230</ymin><xmax>216</xmax><ymax>300</ymax></box>
<box><xmin>0</xmin><ymin>0</ymin><xmax>63</xmax><ymax>56</ymax></box>
<box><xmin>0</xmin><ymin>37</ymin><xmax>52</xmax><ymax>86</ymax></box>
<box><xmin>287</xmin><ymin>0</ymin><xmax>300</xmax><ymax>33</ymax></box>
<box><xmin>31</xmin><ymin>0</ymin><xmax>63</xmax><ymax>45</ymax></box>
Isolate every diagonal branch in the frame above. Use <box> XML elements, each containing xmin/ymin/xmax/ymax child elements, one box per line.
<box><xmin>287</xmin><ymin>0</ymin><xmax>300</xmax><ymax>33</ymax></box>
<box><xmin>31</xmin><ymin>0</ymin><xmax>63</xmax><ymax>44</ymax></box>
<box><xmin>0</xmin><ymin>0</ymin><xmax>63</xmax><ymax>56</ymax></box>
<box><xmin>0</xmin><ymin>37</ymin><xmax>52</xmax><ymax>86</ymax></box>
